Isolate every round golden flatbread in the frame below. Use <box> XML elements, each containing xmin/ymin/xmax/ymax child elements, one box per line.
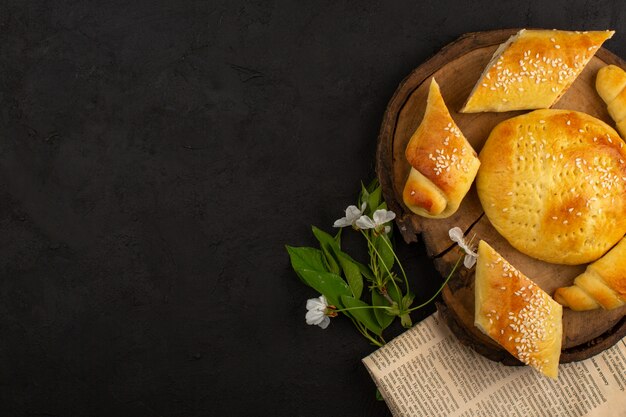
<box><xmin>477</xmin><ymin>109</ymin><xmax>626</xmax><ymax>265</ymax></box>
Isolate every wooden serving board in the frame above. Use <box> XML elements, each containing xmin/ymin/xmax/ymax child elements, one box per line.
<box><xmin>376</xmin><ymin>29</ymin><xmax>626</xmax><ymax>364</ymax></box>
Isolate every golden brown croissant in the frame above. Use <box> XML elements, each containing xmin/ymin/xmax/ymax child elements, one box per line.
<box><xmin>402</xmin><ymin>78</ymin><xmax>480</xmax><ymax>218</ymax></box>
<box><xmin>596</xmin><ymin>64</ymin><xmax>626</xmax><ymax>139</ymax></box>
<box><xmin>554</xmin><ymin>237</ymin><xmax>626</xmax><ymax>311</ymax></box>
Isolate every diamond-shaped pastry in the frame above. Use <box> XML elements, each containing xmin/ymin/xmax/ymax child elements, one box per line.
<box><xmin>461</xmin><ymin>29</ymin><xmax>614</xmax><ymax>113</ymax></box>
<box><xmin>474</xmin><ymin>240</ymin><xmax>563</xmax><ymax>378</ymax></box>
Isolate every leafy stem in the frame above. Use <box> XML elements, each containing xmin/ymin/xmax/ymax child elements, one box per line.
<box><xmin>287</xmin><ymin>178</ymin><xmax>469</xmax><ymax>347</ymax></box>
<box><xmin>360</xmin><ymin>230</ymin><xmax>402</xmax><ymax>296</ymax></box>
<box><xmin>407</xmin><ymin>255</ymin><xmax>463</xmax><ymax>312</ymax></box>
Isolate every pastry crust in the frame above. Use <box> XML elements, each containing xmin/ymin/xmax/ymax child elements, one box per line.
<box><xmin>403</xmin><ymin>78</ymin><xmax>480</xmax><ymax>218</ymax></box>
<box><xmin>596</xmin><ymin>64</ymin><xmax>626</xmax><ymax>138</ymax></box>
<box><xmin>474</xmin><ymin>240</ymin><xmax>563</xmax><ymax>378</ymax></box>
<box><xmin>477</xmin><ymin>109</ymin><xmax>626</xmax><ymax>264</ymax></box>
<box><xmin>462</xmin><ymin>29</ymin><xmax>614</xmax><ymax>113</ymax></box>
<box><xmin>554</xmin><ymin>236</ymin><xmax>626</xmax><ymax>310</ymax></box>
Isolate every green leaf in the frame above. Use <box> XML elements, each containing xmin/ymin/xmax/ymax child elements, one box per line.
<box><xmin>373</xmin><ymin>233</ymin><xmax>395</xmax><ymax>274</ymax></box>
<box><xmin>386</xmin><ymin>283</ymin><xmax>402</xmax><ymax>304</ymax></box>
<box><xmin>341</xmin><ymin>295</ymin><xmax>383</xmax><ymax>336</ymax></box>
<box><xmin>312</xmin><ymin>225</ymin><xmax>341</xmax><ymax>251</ymax></box>
<box><xmin>357</xmin><ymin>262</ymin><xmax>375</xmax><ymax>282</ymax></box>
<box><xmin>399</xmin><ymin>293</ymin><xmax>415</xmax><ymax>328</ymax></box>
<box><xmin>375</xmin><ymin>389</ymin><xmax>384</xmax><ymax>401</ymax></box>
<box><xmin>322</xmin><ymin>248</ymin><xmax>341</xmax><ymax>275</ymax></box>
<box><xmin>336</xmin><ymin>252</ymin><xmax>363</xmax><ymax>299</ymax></box>
<box><xmin>298</xmin><ymin>269</ymin><xmax>351</xmax><ymax>308</ymax></box>
<box><xmin>371</xmin><ymin>290</ymin><xmax>395</xmax><ymax>330</ymax></box>
<box><xmin>367</xmin><ymin>186</ymin><xmax>382</xmax><ymax>216</ymax></box>
<box><xmin>366</xmin><ymin>178</ymin><xmax>379</xmax><ymax>193</ymax></box>
<box><xmin>333</xmin><ymin>228</ymin><xmax>342</xmax><ymax>247</ymax></box>
<box><xmin>286</xmin><ymin>246</ymin><xmax>328</xmax><ymax>283</ymax></box>
<box><xmin>359</xmin><ymin>182</ymin><xmax>370</xmax><ymax>209</ymax></box>
<box><xmin>312</xmin><ymin>226</ymin><xmax>341</xmax><ymax>275</ymax></box>
<box><xmin>401</xmin><ymin>292</ymin><xmax>415</xmax><ymax>311</ymax></box>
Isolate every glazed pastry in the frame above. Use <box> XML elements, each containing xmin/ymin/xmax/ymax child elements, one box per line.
<box><xmin>402</xmin><ymin>78</ymin><xmax>480</xmax><ymax>218</ymax></box>
<box><xmin>554</xmin><ymin>236</ymin><xmax>626</xmax><ymax>311</ymax></box>
<box><xmin>474</xmin><ymin>240</ymin><xmax>563</xmax><ymax>379</ymax></box>
<box><xmin>462</xmin><ymin>29</ymin><xmax>614</xmax><ymax>113</ymax></box>
<box><xmin>596</xmin><ymin>64</ymin><xmax>626</xmax><ymax>138</ymax></box>
<box><xmin>477</xmin><ymin>109</ymin><xmax>626</xmax><ymax>265</ymax></box>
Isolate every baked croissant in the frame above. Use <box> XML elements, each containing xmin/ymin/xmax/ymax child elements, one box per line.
<box><xmin>596</xmin><ymin>64</ymin><xmax>626</xmax><ymax>139</ymax></box>
<box><xmin>462</xmin><ymin>29</ymin><xmax>614</xmax><ymax>113</ymax></box>
<box><xmin>553</xmin><ymin>236</ymin><xmax>626</xmax><ymax>311</ymax></box>
<box><xmin>402</xmin><ymin>78</ymin><xmax>480</xmax><ymax>218</ymax></box>
<box><xmin>475</xmin><ymin>240</ymin><xmax>562</xmax><ymax>378</ymax></box>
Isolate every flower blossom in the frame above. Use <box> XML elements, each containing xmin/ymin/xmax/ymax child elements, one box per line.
<box><xmin>333</xmin><ymin>202</ymin><xmax>367</xmax><ymax>228</ymax></box>
<box><xmin>305</xmin><ymin>295</ymin><xmax>331</xmax><ymax>329</ymax></box>
<box><xmin>355</xmin><ymin>209</ymin><xmax>396</xmax><ymax>235</ymax></box>
<box><xmin>448</xmin><ymin>227</ymin><xmax>478</xmax><ymax>268</ymax></box>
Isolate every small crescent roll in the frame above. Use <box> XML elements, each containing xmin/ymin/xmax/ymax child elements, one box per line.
<box><xmin>402</xmin><ymin>78</ymin><xmax>480</xmax><ymax>218</ymax></box>
<box><xmin>596</xmin><ymin>64</ymin><xmax>626</xmax><ymax>139</ymax></box>
<box><xmin>461</xmin><ymin>29</ymin><xmax>614</xmax><ymax>113</ymax></box>
<box><xmin>475</xmin><ymin>240</ymin><xmax>563</xmax><ymax>379</ymax></box>
<box><xmin>554</xmin><ymin>236</ymin><xmax>626</xmax><ymax>311</ymax></box>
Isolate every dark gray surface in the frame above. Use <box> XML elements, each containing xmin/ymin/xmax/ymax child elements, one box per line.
<box><xmin>1</xmin><ymin>1</ymin><xmax>624</xmax><ymax>416</ymax></box>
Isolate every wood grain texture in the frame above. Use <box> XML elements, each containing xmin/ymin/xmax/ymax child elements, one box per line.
<box><xmin>376</xmin><ymin>29</ymin><xmax>626</xmax><ymax>363</ymax></box>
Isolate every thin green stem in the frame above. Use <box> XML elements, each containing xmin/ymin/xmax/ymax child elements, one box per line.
<box><xmin>352</xmin><ymin>318</ymin><xmax>384</xmax><ymax>347</ymax></box>
<box><xmin>407</xmin><ymin>255</ymin><xmax>463</xmax><ymax>312</ymax></box>
<box><xmin>333</xmin><ymin>305</ymin><xmax>393</xmax><ymax>313</ymax></box>
<box><xmin>360</xmin><ymin>230</ymin><xmax>402</xmax><ymax>296</ymax></box>
<box><xmin>379</xmin><ymin>233</ymin><xmax>410</xmax><ymax>294</ymax></box>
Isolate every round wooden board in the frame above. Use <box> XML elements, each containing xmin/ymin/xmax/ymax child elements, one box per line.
<box><xmin>376</xmin><ymin>29</ymin><xmax>626</xmax><ymax>364</ymax></box>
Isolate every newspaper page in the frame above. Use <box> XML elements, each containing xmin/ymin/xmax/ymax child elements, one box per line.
<box><xmin>363</xmin><ymin>312</ymin><xmax>626</xmax><ymax>417</ymax></box>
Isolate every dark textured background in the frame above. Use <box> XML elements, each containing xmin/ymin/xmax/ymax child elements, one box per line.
<box><xmin>1</xmin><ymin>1</ymin><xmax>624</xmax><ymax>416</ymax></box>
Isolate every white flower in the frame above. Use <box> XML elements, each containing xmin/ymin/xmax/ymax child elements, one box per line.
<box><xmin>448</xmin><ymin>227</ymin><xmax>478</xmax><ymax>268</ymax></box>
<box><xmin>356</xmin><ymin>209</ymin><xmax>396</xmax><ymax>234</ymax></box>
<box><xmin>305</xmin><ymin>295</ymin><xmax>331</xmax><ymax>329</ymax></box>
<box><xmin>333</xmin><ymin>202</ymin><xmax>367</xmax><ymax>228</ymax></box>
